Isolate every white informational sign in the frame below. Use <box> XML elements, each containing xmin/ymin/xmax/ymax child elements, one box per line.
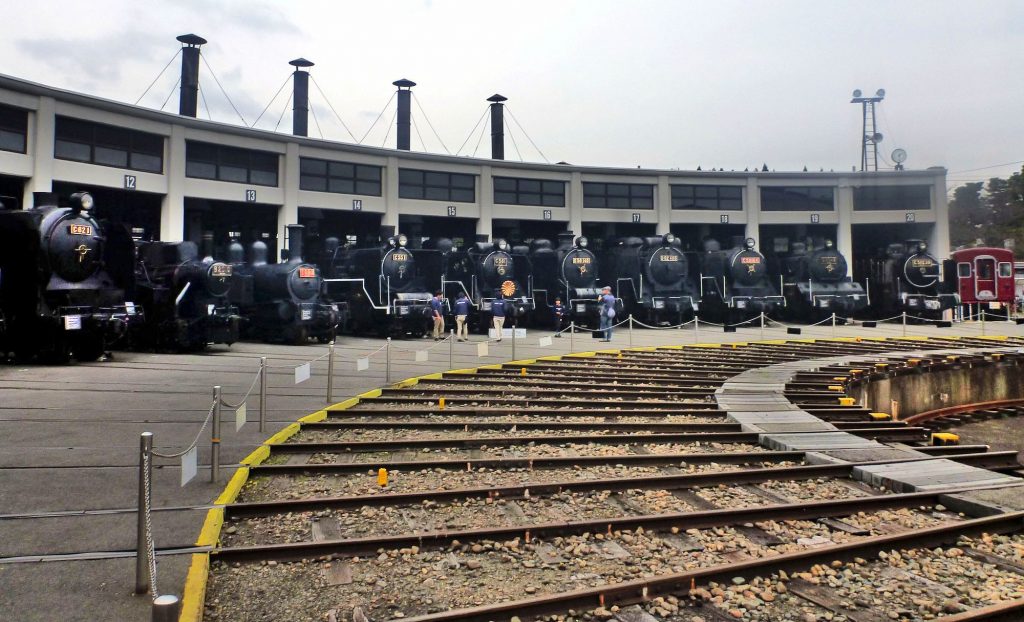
<box><xmin>415</xmin><ymin>350</ymin><xmax>428</xmax><ymax>362</ymax></box>
<box><xmin>538</xmin><ymin>336</ymin><xmax>553</xmax><ymax>347</ymax></box>
<box><xmin>300</xmin><ymin>308</ymin><xmax>313</xmax><ymax>320</ymax></box>
<box><xmin>294</xmin><ymin>362</ymin><xmax>311</xmax><ymax>384</ymax></box>
<box><xmin>125</xmin><ymin>301</ymin><xmax>136</xmax><ymax>315</ymax></box>
<box><xmin>63</xmin><ymin>315</ymin><xmax>82</xmax><ymax>330</ymax></box>
<box><xmin>514</xmin><ymin>328</ymin><xmax>526</xmax><ymax>339</ymax></box>
<box><xmin>488</xmin><ymin>328</ymin><xmax>527</xmax><ymax>339</ymax></box>
<box><xmin>356</xmin><ymin>357</ymin><xmax>370</xmax><ymax>371</ymax></box>
<box><xmin>207</xmin><ymin>304</ymin><xmax>215</xmax><ymax>316</ymax></box>
<box><xmin>477</xmin><ymin>342</ymin><xmax>489</xmax><ymax>357</ymax></box>
<box><xmin>181</xmin><ymin>446</ymin><xmax>198</xmax><ymax>486</ymax></box>
<box><xmin>235</xmin><ymin>403</ymin><xmax>247</xmax><ymax>432</ymax></box>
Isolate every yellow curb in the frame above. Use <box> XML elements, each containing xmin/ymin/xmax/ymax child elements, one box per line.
<box><xmin>179</xmin><ymin>553</ymin><xmax>209</xmax><ymax>622</ymax></box>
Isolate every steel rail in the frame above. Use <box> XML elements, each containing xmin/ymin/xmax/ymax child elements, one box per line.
<box><xmin>904</xmin><ymin>399</ymin><xmax>1024</xmax><ymax>426</ymax></box>
<box><xmin>233</xmin><ymin>451</ymin><xmax>1020</xmax><ymax>516</ymax></box>
<box><xmin>940</xmin><ymin>597</ymin><xmax>1024</xmax><ymax>622</ymax></box>
<box><xmin>271</xmin><ymin>426</ymin><xmax>927</xmax><ymax>452</ymax></box>
<box><xmin>299</xmin><ymin>419</ymin><xmax>897</xmax><ymax>433</ymax></box>
<box><xmin>323</xmin><ymin>408</ymin><xmax>877</xmax><ymax>422</ymax></box>
<box><xmin>213</xmin><ymin>485</ymin><xmax>1015</xmax><ymax>563</ymax></box>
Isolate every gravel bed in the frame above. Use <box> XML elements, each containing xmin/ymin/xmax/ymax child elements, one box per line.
<box><xmin>298</xmin><ymin>442</ymin><xmax>770</xmax><ymax>463</ymax></box>
<box><xmin>415</xmin><ymin>381</ymin><xmax>720</xmax><ymax>391</ymax></box>
<box><xmin>756</xmin><ymin>478</ymin><xmax>873</xmax><ymax>502</ymax></box>
<box><xmin>289</xmin><ymin>427</ymin><xmax>703</xmax><ymax>444</ymax></box>
<box><xmin>241</xmin><ymin>462</ymin><xmax>792</xmax><ymax>501</ymax></box>
<box><xmin>323</xmin><ymin>413</ymin><xmax>718</xmax><ymax>423</ymax></box>
<box><xmin>348</xmin><ymin>400</ymin><xmax>710</xmax><ymax>410</ymax></box>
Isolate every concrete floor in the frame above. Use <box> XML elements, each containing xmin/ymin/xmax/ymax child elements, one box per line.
<box><xmin>0</xmin><ymin>318</ymin><xmax>1021</xmax><ymax>621</ymax></box>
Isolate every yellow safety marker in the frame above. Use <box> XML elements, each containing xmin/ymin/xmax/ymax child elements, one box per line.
<box><xmin>520</xmin><ymin>367</ymin><xmax>527</xmax><ymax>376</ymax></box>
<box><xmin>832</xmin><ymin>376</ymin><xmax>848</xmax><ymax>382</ymax></box>
<box><xmin>838</xmin><ymin>397</ymin><xmax>856</xmax><ymax>406</ymax></box>
<box><xmin>439</xmin><ymin>397</ymin><xmax>446</xmax><ymax>410</ymax></box>
<box><xmin>992</xmin><ymin>353</ymin><xmax>1004</xmax><ymax>361</ymax></box>
<box><xmin>377</xmin><ymin>468</ymin><xmax>389</xmax><ymax>487</ymax></box>
<box><xmin>869</xmin><ymin>412</ymin><xmax>891</xmax><ymax>421</ymax></box>
<box><xmin>907</xmin><ymin>358</ymin><xmax>921</xmax><ymax>366</ymax></box>
<box><xmin>946</xmin><ymin>355</ymin><xmax>959</xmax><ymax>362</ymax></box>
<box><xmin>827</xmin><ymin>385</ymin><xmax>844</xmax><ymax>391</ymax></box>
<box><xmin>931</xmin><ymin>433</ymin><xmax>960</xmax><ymax>446</ymax></box>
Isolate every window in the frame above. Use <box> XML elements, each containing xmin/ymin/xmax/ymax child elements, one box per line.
<box><xmin>582</xmin><ymin>182</ymin><xmax>654</xmax><ymax>209</ymax></box>
<box><xmin>999</xmin><ymin>262</ymin><xmax>1013</xmax><ymax>278</ymax></box>
<box><xmin>398</xmin><ymin>168</ymin><xmax>475</xmax><ymax>202</ymax></box>
<box><xmin>54</xmin><ymin>116</ymin><xmax>163</xmax><ymax>172</ymax></box>
<box><xmin>493</xmin><ymin>177</ymin><xmax>565</xmax><ymax>207</ymax></box>
<box><xmin>0</xmin><ymin>104</ymin><xmax>28</xmax><ymax>153</ymax></box>
<box><xmin>185</xmin><ymin>141</ymin><xmax>278</xmax><ymax>186</ymax></box>
<box><xmin>853</xmin><ymin>185</ymin><xmax>931</xmax><ymax>211</ymax></box>
<box><xmin>761</xmin><ymin>186</ymin><xmax>835</xmax><ymax>211</ymax></box>
<box><xmin>671</xmin><ymin>185</ymin><xmax>743</xmax><ymax>210</ymax></box>
<box><xmin>957</xmin><ymin>263</ymin><xmax>971</xmax><ymax>278</ymax></box>
<box><xmin>299</xmin><ymin>158</ymin><xmax>382</xmax><ymax>196</ymax></box>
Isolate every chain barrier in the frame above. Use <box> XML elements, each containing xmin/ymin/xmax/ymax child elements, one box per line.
<box><xmin>142</xmin><ymin>449</ymin><xmax>158</xmax><ymax>600</ymax></box>
<box><xmin>218</xmin><ymin>363</ymin><xmax>263</xmax><ymax>410</ymax></box>
<box><xmin>630</xmin><ymin>317</ymin><xmax>698</xmax><ymax>330</ymax></box>
<box><xmin>151</xmin><ymin>402</ymin><xmax>215</xmax><ymax>460</ymax></box>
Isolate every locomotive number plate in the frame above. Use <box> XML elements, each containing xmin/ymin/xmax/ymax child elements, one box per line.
<box><xmin>572</xmin><ymin>257</ymin><xmax>591</xmax><ymax>265</ymax></box>
<box><xmin>211</xmin><ymin>264</ymin><xmax>233</xmax><ymax>277</ymax></box>
<box><xmin>910</xmin><ymin>259</ymin><xmax>933</xmax><ymax>268</ymax></box>
<box><xmin>660</xmin><ymin>255</ymin><xmax>679</xmax><ymax>262</ymax></box>
<box><xmin>391</xmin><ymin>252</ymin><xmax>408</xmax><ymax>261</ymax></box>
<box><xmin>69</xmin><ymin>224</ymin><xmax>93</xmax><ymax>235</ymax></box>
<box><xmin>740</xmin><ymin>257</ymin><xmax>761</xmax><ymax>264</ymax></box>
<box><xmin>298</xmin><ymin>267</ymin><xmax>316</xmax><ymax>278</ymax></box>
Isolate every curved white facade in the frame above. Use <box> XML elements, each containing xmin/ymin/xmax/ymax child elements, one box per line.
<box><xmin>0</xmin><ymin>73</ymin><xmax>949</xmax><ymax>263</ymax></box>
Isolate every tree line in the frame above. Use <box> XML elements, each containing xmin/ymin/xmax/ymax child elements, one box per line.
<box><xmin>948</xmin><ymin>165</ymin><xmax>1024</xmax><ymax>250</ymax></box>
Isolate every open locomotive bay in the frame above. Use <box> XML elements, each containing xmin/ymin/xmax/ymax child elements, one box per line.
<box><xmin>196</xmin><ymin>332</ymin><xmax>1024</xmax><ymax>622</ymax></box>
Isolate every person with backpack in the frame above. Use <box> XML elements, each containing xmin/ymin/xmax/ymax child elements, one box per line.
<box><xmin>599</xmin><ymin>285</ymin><xmax>616</xmax><ymax>342</ymax></box>
<box><xmin>454</xmin><ymin>291</ymin><xmax>470</xmax><ymax>341</ymax></box>
<box><xmin>491</xmin><ymin>292</ymin><xmax>506</xmax><ymax>341</ymax></box>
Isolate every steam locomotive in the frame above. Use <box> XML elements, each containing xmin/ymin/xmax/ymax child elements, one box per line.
<box><xmin>698</xmin><ymin>237</ymin><xmax>782</xmax><ymax>323</ymax></box>
<box><xmin>437</xmin><ymin>237</ymin><xmax>533</xmax><ymax>330</ymax></box>
<box><xmin>865</xmin><ymin>239</ymin><xmax>958</xmax><ymax>320</ymax></box>
<box><xmin>231</xmin><ymin>224</ymin><xmax>338</xmax><ymax>344</ymax></box>
<box><xmin>132</xmin><ymin>232</ymin><xmax>241</xmax><ymax>351</ymax></box>
<box><xmin>602</xmin><ymin>233</ymin><xmax>698</xmax><ymax>325</ymax></box>
<box><xmin>779</xmin><ymin>240</ymin><xmax>867</xmax><ymax>320</ymax></box>
<box><xmin>321</xmin><ymin>231</ymin><xmax>433</xmax><ymax>336</ymax></box>
<box><xmin>529</xmin><ymin>233</ymin><xmax>602</xmax><ymax>326</ymax></box>
<box><xmin>0</xmin><ymin>192</ymin><xmax>140</xmax><ymax>363</ymax></box>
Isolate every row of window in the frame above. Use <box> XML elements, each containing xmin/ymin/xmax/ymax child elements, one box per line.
<box><xmin>55</xmin><ymin>116</ymin><xmax>163</xmax><ymax>173</ymax></box>
<box><xmin>0</xmin><ymin>104</ymin><xmax>27</xmax><ymax>154</ymax></box>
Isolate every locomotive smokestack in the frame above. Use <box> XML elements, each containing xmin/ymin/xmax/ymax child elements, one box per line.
<box><xmin>176</xmin><ymin>34</ymin><xmax>207</xmax><ymax>118</ymax></box>
<box><xmin>286</xmin><ymin>224</ymin><xmax>305</xmax><ymax>262</ymax></box>
<box><xmin>487</xmin><ymin>94</ymin><xmax>507</xmax><ymax>160</ymax></box>
<box><xmin>289</xmin><ymin>58</ymin><xmax>314</xmax><ymax>137</ymax></box>
<box><xmin>201</xmin><ymin>231</ymin><xmax>215</xmax><ymax>261</ymax></box>
<box><xmin>33</xmin><ymin>192</ymin><xmax>58</xmax><ymax>208</ymax></box>
<box><xmin>393</xmin><ymin>79</ymin><xmax>415</xmax><ymax>150</ymax></box>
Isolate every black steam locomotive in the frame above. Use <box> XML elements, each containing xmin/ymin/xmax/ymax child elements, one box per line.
<box><xmin>440</xmin><ymin>238</ymin><xmax>533</xmax><ymax>329</ymax></box>
<box><xmin>602</xmin><ymin>233</ymin><xmax>698</xmax><ymax>325</ymax></box>
<box><xmin>132</xmin><ymin>232</ymin><xmax>240</xmax><ymax>351</ymax></box>
<box><xmin>231</xmin><ymin>225</ymin><xmax>337</xmax><ymax>344</ymax></box>
<box><xmin>321</xmin><ymin>231</ymin><xmax>432</xmax><ymax>337</ymax></box>
<box><xmin>0</xmin><ymin>192</ymin><xmax>140</xmax><ymax>363</ymax></box>
<box><xmin>530</xmin><ymin>233</ymin><xmax>602</xmax><ymax>326</ymax></box>
<box><xmin>866</xmin><ymin>239</ymin><xmax>958</xmax><ymax>320</ymax></box>
<box><xmin>699</xmin><ymin>237</ymin><xmax>782</xmax><ymax>323</ymax></box>
<box><xmin>779</xmin><ymin>240</ymin><xmax>867</xmax><ymax>320</ymax></box>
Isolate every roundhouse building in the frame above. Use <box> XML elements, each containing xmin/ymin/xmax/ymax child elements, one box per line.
<box><xmin>0</xmin><ymin>56</ymin><xmax>948</xmax><ymax>280</ymax></box>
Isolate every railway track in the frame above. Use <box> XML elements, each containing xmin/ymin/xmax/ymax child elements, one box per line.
<box><xmin>198</xmin><ymin>336</ymin><xmax>1024</xmax><ymax>622</ymax></box>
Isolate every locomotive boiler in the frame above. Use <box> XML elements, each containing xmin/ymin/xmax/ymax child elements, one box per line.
<box><xmin>133</xmin><ymin>232</ymin><xmax>240</xmax><ymax>350</ymax></box>
<box><xmin>530</xmin><ymin>233</ymin><xmax>601</xmax><ymax>326</ymax></box>
<box><xmin>0</xmin><ymin>192</ymin><xmax>140</xmax><ymax>362</ymax></box>
<box><xmin>779</xmin><ymin>240</ymin><xmax>867</xmax><ymax>320</ymax></box>
<box><xmin>602</xmin><ymin>233</ymin><xmax>698</xmax><ymax>325</ymax></box>
<box><xmin>234</xmin><ymin>224</ymin><xmax>337</xmax><ymax>344</ymax></box>
<box><xmin>698</xmin><ymin>237</ymin><xmax>782</xmax><ymax>323</ymax></box>
<box><xmin>321</xmin><ymin>231</ymin><xmax>432</xmax><ymax>337</ymax></box>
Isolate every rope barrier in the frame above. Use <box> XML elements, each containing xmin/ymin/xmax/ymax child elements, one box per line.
<box><xmin>151</xmin><ymin>402</ymin><xmax>215</xmax><ymax>460</ymax></box>
<box><xmin>630</xmin><ymin>317</ymin><xmax>698</xmax><ymax>330</ymax></box>
<box><xmin>218</xmin><ymin>365</ymin><xmax>262</xmax><ymax>410</ymax></box>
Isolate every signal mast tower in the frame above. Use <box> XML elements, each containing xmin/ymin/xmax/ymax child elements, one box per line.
<box><xmin>851</xmin><ymin>88</ymin><xmax>885</xmax><ymax>171</ymax></box>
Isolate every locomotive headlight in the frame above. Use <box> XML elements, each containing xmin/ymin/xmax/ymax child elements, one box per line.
<box><xmin>744</xmin><ymin>237</ymin><xmax>756</xmax><ymax>250</ymax></box>
<box><xmin>497</xmin><ymin>239</ymin><xmax>508</xmax><ymax>251</ymax></box>
<box><xmin>70</xmin><ymin>192</ymin><xmax>94</xmax><ymax>212</ymax></box>
<box><xmin>577</xmin><ymin>236</ymin><xmax>588</xmax><ymax>249</ymax></box>
<box><xmin>397</xmin><ymin>234</ymin><xmax>408</xmax><ymax>247</ymax></box>
<box><xmin>663</xmin><ymin>233</ymin><xmax>676</xmax><ymax>245</ymax></box>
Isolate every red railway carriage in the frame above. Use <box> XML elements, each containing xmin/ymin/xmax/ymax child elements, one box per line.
<box><xmin>950</xmin><ymin>247</ymin><xmax>1015</xmax><ymax>305</ymax></box>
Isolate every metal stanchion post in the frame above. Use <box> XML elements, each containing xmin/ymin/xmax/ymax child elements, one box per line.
<box><xmin>981</xmin><ymin>307</ymin><xmax>986</xmax><ymax>336</ymax></box>
<box><xmin>512</xmin><ymin>323</ymin><xmax>516</xmax><ymax>361</ymax></box>
<box><xmin>569</xmin><ymin>321</ymin><xmax>575</xmax><ymax>353</ymax></box>
<box><xmin>694</xmin><ymin>317</ymin><xmax>700</xmax><ymax>343</ymax></box>
<box><xmin>385</xmin><ymin>337</ymin><xmax>392</xmax><ymax>384</ymax></box>
<box><xmin>258</xmin><ymin>357</ymin><xmax>267</xmax><ymax>433</ymax></box>
<box><xmin>902</xmin><ymin>311</ymin><xmax>907</xmax><ymax>337</ymax></box>
<box><xmin>210</xmin><ymin>386</ymin><xmax>221</xmax><ymax>483</ymax></box>
<box><xmin>628</xmin><ymin>315</ymin><xmax>633</xmax><ymax>347</ymax></box>
<box><xmin>135</xmin><ymin>432</ymin><xmax>153</xmax><ymax>594</ymax></box>
<box><xmin>152</xmin><ymin>595</ymin><xmax>181</xmax><ymax>622</ymax></box>
<box><xmin>831</xmin><ymin>312</ymin><xmax>837</xmax><ymax>338</ymax></box>
<box><xmin>326</xmin><ymin>343</ymin><xmax>335</xmax><ymax>404</ymax></box>
<box><xmin>449</xmin><ymin>329</ymin><xmax>454</xmax><ymax>369</ymax></box>
<box><xmin>759</xmin><ymin>312</ymin><xmax>765</xmax><ymax>341</ymax></box>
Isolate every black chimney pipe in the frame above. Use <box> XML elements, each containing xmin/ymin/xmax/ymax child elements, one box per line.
<box><xmin>290</xmin><ymin>58</ymin><xmax>314</xmax><ymax>137</ymax></box>
<box><xmin>287</xmin><ymin>224</ymin><xmax>305</xmax><ymax>262</ymax></box>
<box><xmin>393</xmin><ymin>79</ymin><xmax>415</xmax><ymax>150</ymax></box>
<box><xmin>487</xmin><ymin>94</ymin><xmax>507</xmax><ymax>160</ymax></box>
<box><xmin>201</xmin><ymin>231</ymin><xmax>215</xmax><ymax>261</ymax></box>
<box><xmin>176</xmin><ymin>34</ymin><xmax>207</xmax><ymax>118</ymax></box>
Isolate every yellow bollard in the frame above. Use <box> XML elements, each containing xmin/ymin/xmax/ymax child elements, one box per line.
<box><xmin>838</xmin><ymin>397</ymin><xmax>856</xmax><ymax>406</ymax></box>
<box><xmin>439</xmin><ymin>397</ymin><xmax>446</xmax><ymax>410</ymax></box>
<box><xmin>931</xmin><ymin>432</ymin><xmax>960</xmax><ymax>446</ymax></box>
<box><xmin>520</xmin><ymin>367</ymin><xmax>527</xmax><ymax>376</ymax></box>
<box><xmin>377</xmin><ymin>468</ymin><xmax>388</xmax><ymax>487</ymax></box>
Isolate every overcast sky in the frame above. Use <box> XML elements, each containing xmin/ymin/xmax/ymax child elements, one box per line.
<box><xmin>2</xmin><ymin>0</ymin><xmax>1021</xmax><ymax>191</ymax></box>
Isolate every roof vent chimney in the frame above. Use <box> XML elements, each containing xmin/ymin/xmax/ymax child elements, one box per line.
<box><xmin>176</xmin><ymin>34</ymin><xmax>207</xmax><ymax>118</ymax></box>
<box><xmin>392</xmin><ymin>79</ymin><xmax>416</xmax><ymax>150</ymax></box>
<box><xmin>289</xmin><ymin>58</ymin><xmax>314</xmax><ymax>137</ymax></box>
<box><xmin>487</xmin><ymin>94</ymin><xmax>507</xmax><ymax>160</ymax></box>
